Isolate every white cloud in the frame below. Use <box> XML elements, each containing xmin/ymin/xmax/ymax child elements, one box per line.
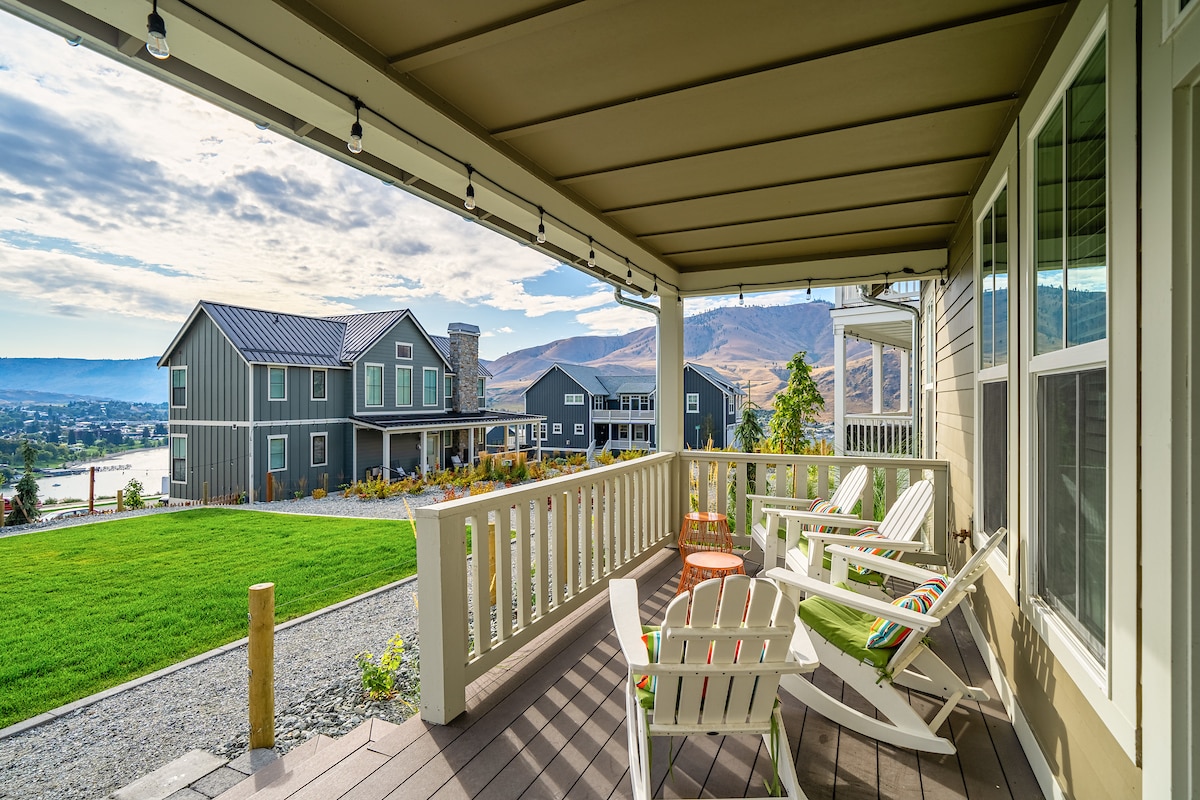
<box><xmin>575</xmin><ymin>304</ymin><xmax>659</xmax><ymax>336</ymax></box>
<box><xmin>497</xmin><ymin>326</ymin><xmax>513</xmax><ymax>334</ymax></box>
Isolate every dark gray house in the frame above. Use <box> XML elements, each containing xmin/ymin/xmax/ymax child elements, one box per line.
<box><xmin>158</xmin><ymin>300</ymin><xmax>540</xmax><ymax>502</ymax></box>
<box><xmin>522</xmin><ymin>362</ymin><xmax>744</xmax><ymax>453</ymax></box>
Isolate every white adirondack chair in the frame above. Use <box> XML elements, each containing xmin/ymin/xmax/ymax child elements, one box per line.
<box><xmin>775</xmin><ymin>478</ymin><xmax>934</xmax><ymax>593</ymax></box>
<box><xmin>610</xmin><ymin>575</ymin><xmax>818</xmax><ymax>800</ymax></box>
<box><xmin>765</xmin><ymin>528</ymin><xmax>1007</xmax><ymax>754</ymax></box>
<box><xmin>749</xmin><ymin>464</ymin><xmax>869</xmax><ymax>570</ymax></box>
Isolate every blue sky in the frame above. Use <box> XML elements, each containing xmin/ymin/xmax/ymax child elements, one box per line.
<box><xmin>0</xmin><ymin>11</ymin><xmax>829</xmax><ymax>362</ymax></box>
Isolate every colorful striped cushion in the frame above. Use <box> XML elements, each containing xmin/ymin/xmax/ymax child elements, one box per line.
<box><xmin>845</xmin><ymin>527</ymin><xmax>901</xmax><ymax>576</ymax></box>
<box><xmin>634</xmin><ymin>625</ymin><xmax>758</xmax><ymax>708</ymax></box>
<box><xmin>773</xmin><ymin>497</ymin><xmax>834</xmax><ymax>539</ymax></box>
<box><xmin>636</xmin><ymin>628</ymin><xmax>662</xmax><ymax>693</ymax></box>
<box><xmin>866</xmin><ymin>576</ymin><xmax>948</xmax><ymax>649</ymax></box>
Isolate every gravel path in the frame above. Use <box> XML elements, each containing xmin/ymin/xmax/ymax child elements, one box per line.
<box><xmin>0</xmin><ymin>491</ymin><xmax>451</xmax><ymax>800</ymax></box>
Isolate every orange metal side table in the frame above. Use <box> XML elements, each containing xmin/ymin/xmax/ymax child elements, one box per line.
<box><xmin>677</xmin><ymin>551</ymin><xmax>746</xmax><ymax>595</ymax></box>
<box><xmin>678</xmin><ymin>511</ymin><xmax>733</xmax><ymax>559</ymax></box>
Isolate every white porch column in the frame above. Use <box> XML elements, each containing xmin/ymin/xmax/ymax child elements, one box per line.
<box><xmin>834</xmin><ymin>325</ymin><xmax>846</xmax><ymax>456</ymax></box>
<box><xmin>420</xmin><ymin>430</ymin><xmax>428</xmax><ymax>475</ymax></box>
<box><xmin>872</xmin><ymin>342</ymin><xmax>884</xmax><ymax>414</ymax></box>
<box><xmin>381</xmin><ymin>432</ymin><xmax>391</xmax><ymax>482</ymax></box>
<box><xmin>468</xmin><ymin>427</ymin><xmax>475</xmax><ymax>464</ymax></box>
<box><xmin>658</xmin><ymin>291</ymin><xmax>685</xmax><ymax>452</ymax></box>
<box><xmin>899</xmin><ymin>350</ymin><xmax>910</xmax><ymax>413</ymax></box>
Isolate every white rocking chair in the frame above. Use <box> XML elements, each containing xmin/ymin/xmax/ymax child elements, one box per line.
<box><xmin>775</xmin><ymin>478</ymin><xmax>934</xmax><ymax>593</ymax></box>
<box><xmin>748</xmin><ymin>463</ymin><xmax>869</xmax><ymax>570</ymax></box>
<box><xmin>766</xmin><ymin>528</ymin><xmax>1007</xmax><ymax>754</ymax></box>
<box><xmin>610</xmin><ymin>575</ymin><xmax>819</xmax><ymax>800</ymax></box>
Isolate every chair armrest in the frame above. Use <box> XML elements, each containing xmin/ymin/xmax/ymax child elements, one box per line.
<box><xmin>825</xmin><ymin>545</ymin><xmax>942</xmax><ymax>582</ymax></box>
<box><xmin>764</xmin><ymin>568</ymin><xmax>941</xmax><ymax>629</ymax></box>
<box><xmin>609</xmin><ymin>579</ymin><xmax>649</xmax><ymax>668</ymax></box>
<box><xmin>747</xmin><ymin>494</ymin><xmax>818</xmax><ymax>508</ymax></box>
<box><xmin>807</xmin><ymin>532</ymin><xmax>925</xmax><ymax>551</ymax></box>
<box><xmin>772</xmin><ymin>509</ymin><xmax>863</xmax><ymax>528</ymax></box>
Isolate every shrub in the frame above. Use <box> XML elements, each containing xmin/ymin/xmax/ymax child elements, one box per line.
<box><xmin>355</xmin><ymin>634</ymin><xmax>406</xmax><ymax>699</ymax></box>
<box><xmin>595</xmin><ymin>451</ymin><xmax>616</xmax><ymax>466</ymax></box>
<box><xmin>123</xmin><ymin>478</ymin><xmax>146</xmax><ymax>510</ymax></box>
<box><xmin>312</xmin><ymin>488</ymin><xmax>327</xmax><ymax>500</ymax></box>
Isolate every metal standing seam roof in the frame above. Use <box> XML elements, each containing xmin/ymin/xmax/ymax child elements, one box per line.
<box><xmin>686</xmin><ymin>363</ymin><xmax>745</xmax><ymax>395</ymax></box>
<box><xmin>430</xmin><ymin>335</ymin><xmax>494</xmax><ymax>378</ymax></box>
<box><xmin>323</xmin><ymin>310</ymin><xmax>408</xmax><ymax>362</ymax></box>
<box><xmin>200</xmin><ymin>301</ymin><xmax>347</xmax><ymax>367</ymax></box>
<box><xmin>532</xmin><ymin>362</ymin><xmax>740</xmax><ymax>397</ymax></box>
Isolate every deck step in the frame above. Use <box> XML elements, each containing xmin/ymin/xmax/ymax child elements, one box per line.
<box><xmin>214</xmin><ymin>719</ymin><xmax>401</xmax><ymax>800</ymax></box>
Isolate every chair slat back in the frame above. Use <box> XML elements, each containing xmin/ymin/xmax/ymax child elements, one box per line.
<box><xmin>827</xmin><ymin>464</ymin><xmax>870</xmax><ymax>513</ymax></box>
<box><xmin>876</xmin><ymin>479</ymin><xmax>933</xmax><ymax>542</ymax></box>
<box><xmin>651</xmin><ymin>576</ymin><xmax>796</xmax><ymax>729</ymax></box>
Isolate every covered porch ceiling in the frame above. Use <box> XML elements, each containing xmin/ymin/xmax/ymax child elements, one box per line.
<box><xmin>4</xmin><ymin>0</ymin><xmax>1070</xmax><ymax>297</ymax></box>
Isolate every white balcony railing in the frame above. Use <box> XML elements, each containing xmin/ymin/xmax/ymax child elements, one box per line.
<box><xmin>834</xmin><ymin>281</ymin><xmax>922</xmax><ymax>309</ymax></box>
<box><xmin>844</xmin><ymin>413</ymin><xmax>915</xmax><ymax>457</ymax></box>
<box><xmin>416</xmin><ymin>450</ymin><xmax>949</xmax><ymax>724</ymax></box>
<box><xmin>592</xmin><ymin>409</ymin><xmax>655</xmax><ymax>423</ymax></box>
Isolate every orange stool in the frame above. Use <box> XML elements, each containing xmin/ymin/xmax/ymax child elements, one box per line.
<box><xmin>678</xmin><ymin>511</ymin><xmax>732</xmax><ymax>559</ymax></box>
<box><xmin>677</xmin><ymin>551</ymin><xmax>746</xmax><ymax>595</ymax></box>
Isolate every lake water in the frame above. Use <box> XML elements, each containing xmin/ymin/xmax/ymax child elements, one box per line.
<box><xmin>1</xmin><ymin>447</ymin><xmax>168</xmax><ymax>503</ymax></box>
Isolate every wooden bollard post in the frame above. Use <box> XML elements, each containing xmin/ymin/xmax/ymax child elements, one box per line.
<box><xmin>116</xmin><ymin>489</ymin><xmax>124</xmax><ymax>512</ymax></box>
<box><xmin>248</xmin><ymin>583</ymin><xmax>275</xmax><ymax>749</ymax></box>
<box><xmin>203</xmin><ymin>481</ymin><xmax>210</xmax><ymax>505</ymax></box>
<box><xmin>88</xmin><ymin>467</ymin><xmax>95</xmax><ymax>514</ymax></box>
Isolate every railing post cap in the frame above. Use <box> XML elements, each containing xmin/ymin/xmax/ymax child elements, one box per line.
<box><xmin>249</xmin><ymin>582</ymin><xmax>275</xmax><ymax>591</ymax></box>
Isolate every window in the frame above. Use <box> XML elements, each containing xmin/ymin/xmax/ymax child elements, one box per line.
<box><xmin>423</xmin><ymin>368</ymin><xmax>438</xmax><ymax>406</ymax></box>
<box><xmin>564</xmin><ymin>393</ymin><xmax>584</xmax><ymax>405</ymax></box>
<box><xmin>445</xmin><ymin>374</ymin><xmax>454</xmax><ymax>400</ymax></box>
<box><xmin>311</xmin><ymin>433</ymin><xmax>327</xmax><ymax>467</ymax></box>
<box><xmin>617</xmin><ymin>424</ymin><xmax>629</xmax><ymax>439</ymax></box>
<box><xmin>686</xmin><ymin>393</ymin><xmax>699</xmax><ymax>414</ymax></box>
<box><xmin>593</xmin><ymin>396</ymin><xmax>605</xmax><ymax>410</ymax></box>
<box><xmin>1029</xmin><ymin>35</ymin><xmax>1108</xmax><ymax>664</ymax></box>
<box><xmin>634</xmin><ymin>426</ymin><xmax>647</xmax><ymax>441</ymax></box>
<box><xmin>365</xmin><ymin>364</ymin><xmax>383</xmax><ymax>407</ymax></box>
<box><xmin>552</xmin><ymin>423</ymin><xmax>562</xmax><ymax>435</ymax></box>
<box><xmin>727</xmin><ymin>395</ymin><xmax>736</xmax><ymax>415</ymax></box>
<box><xmin>311</xmin><ymin>369</ymin><xmax>327</xmax><ymax>401</ymax></box>
<box><xmin>395</xmin><ymin>367</ymin><xmax>412</xmax><ymax>406</ymax></box>
<box><xmin>980</xmin><ymin>187</ymin><xmax>1009</xmax><ymax>368</ymax></box>
<box><xmin>268</xmin><ymin>435</ymin><xmax>287</xmax><ymax>472</ymax></box>
<box><xmin>170</xmin><ymin>435</ymin><xmax>187</xmax><ymax>483</ymax></box>
<box><xmin>477</xmin><ymin>377</ymin><xmax>485</xmax><ymax>408</ymax></box>
<box><xmin>395</xmin><ymin>342</ymin><xmax>412</xmax><ymax>359</ymax></box>
<box><xmin>170</xmin><ymin>367</ymin><xmax>187</xmax><ymax>408</ymax></box>
<box><xmin>980</xmin><ymin>381</ymin><xmax>1009</xmax><ymax>543</ymax></box>
<box><xmin>977</xmin><ymin>184</ymin><xmax>1010</xmax><ymax>559</ymax></box>
<box><xmin>538</xmin><ymin>422</ymin><xmax>547</xmax><ymax>440</ymax></box>
<box><xmin>574</xmin><ymin>423</ymin><xmax>585</xmax><ymax>435</ymax></box>
<box><xmin>268</xmin><ymin>367</ymin><xmax>286</xmax><ymax>401</ymax></box>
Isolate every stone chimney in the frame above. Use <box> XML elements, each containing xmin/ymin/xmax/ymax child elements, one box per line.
<box><xmin>447</xmin><ymin>323</ymin><xmax>480</xmax><ymax>414</ymax></box>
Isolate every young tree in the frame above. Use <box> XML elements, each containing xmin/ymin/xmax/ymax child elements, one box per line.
<box><xmin>768</xmin><ymin>351</ymin><xmax>825</xmax><ymax>453</ymax></box>
<box><xmin>733</xmin><ymin>401</ymin><xmax>765</xmax><ymax>452</ymax></box>
<box><xmin>6</xmin><ymin>440</ymin><xmax>41</xmax><ymax>526</ymax></box>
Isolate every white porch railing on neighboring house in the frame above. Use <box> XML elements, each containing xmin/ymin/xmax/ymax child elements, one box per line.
<box><xmin>592</xmin><ymin>409</ymin><xmax>656</xmax><ymax>423</ymax></box>
<box><xmin>416</xmin><ymin>452</ymin><xmax>677</xmax><ymax>723</ymax></box>
<box><xmin>843</xmin><ymin>413</ymin><xmax>915</xmax><ymax>457</ymax></box>
<box><xmin>416</xmin><ymin>450</ymin><xmax>949</xmax><ymax>724</ymax></box>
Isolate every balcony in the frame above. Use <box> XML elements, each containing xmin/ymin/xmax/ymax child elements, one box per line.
<box><xmin>592</xmin><ymin>409</ymin><xmax>655</xmax><ymax>423</ymax></box>
<box><xmin>844</xmin><ymin>413</ymin><xmax>916</xmax><ymax>457</ymax></box>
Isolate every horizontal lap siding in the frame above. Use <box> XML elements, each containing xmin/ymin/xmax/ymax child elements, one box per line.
<box><xmin>356</xmin><ymin>318</ymin><xmax>445</xmax><ymax>416</ymax></box>
<box><xmin>935</xmin><ymin>218</ymin><xmax>975</xmax><ymax>534</ymax></box>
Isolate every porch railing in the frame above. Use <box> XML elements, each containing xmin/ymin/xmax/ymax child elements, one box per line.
<box><xmin>844</xmin><ymin>413</ymin><xmax>915</xmax><ymax>457</ymax></box>
<box><xmin>416</xmin><ymin>450</ymin><xmax>949</xmax><ymax>724</ymax></box>
<box><xmin>416</xmin><ymin>452</ymin><xmax>676</xmax><ymax>723</ymax></box>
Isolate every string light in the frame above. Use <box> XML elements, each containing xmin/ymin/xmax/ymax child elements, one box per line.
<box><xmin>587</xmin><ymin>237</ymin><xmax>595</xmax><ymax>268</ymax></box>
<box><xmin>536</xmin><ymin>207</ymin><xmax>546</xmax><ymax>244</ymax></box>
<box><xmin>66</xmin><ymin>35</ymin><xmax>82</xmax><ymax>46</ymax></box>
<box><xmin>739</xmin><ymin>285</ymin><xmax>744</xmax><ymax>305</ymax></box>
<box><xmin>146</xmin><ymin>0</ymin><xmax>169</xmax><ymax>60</ymax></box>
<box><xmin>807</xmin><ymin>281</ymin><xmax>812</xmax><ymax>296</ymax></box>
<box><xmin>625</xmin><ymin>258</ymin><xmax>633</xmax><ymax>286</ymax></box>
<box><xmin>464</xmin><ymin>166</ymin><xmax>476</xmax><ymax>210</ymax></box>
<box><xmin>347</xmin><ymin>99</ymin><xmax>363</xmax><ymax>154</ymax></box>
<box><xmin>652</xmin><ymin>275</ymin><xmax>658</xmax><ymax>294</ymax></box>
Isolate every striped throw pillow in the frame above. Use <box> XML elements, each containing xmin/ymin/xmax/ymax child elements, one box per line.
<box><xmin>806</xmin><ymin>498</ymin><xmax>839</xmax><ymax>533</ymax></box>
<box><xmin>846</xmin><ymin>527</ymin><xmax>901</xmax><ymax>575</ymax></box>
<box><xmin>866</xmin><ymin>576</ymin><xmax>949</xmax><ymax>649</ymax></box>
<box><xmin>636</xmin><ymin>629</ymin><xmax>662</xmax><ymax>692</ymax></box>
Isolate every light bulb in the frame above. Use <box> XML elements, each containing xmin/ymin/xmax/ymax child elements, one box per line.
<box><xmin>587</xmin><ymin>239</ymin><xmax>595</xmax><ymax>268</ymax></box>
<box><xmin>146</xmin><ymin>11</ymin><xmax>169</xmax><ymax>59</ymax></box>
<box><xmin>347</xmin><ymin>121</ymin><xmax>363</xmax><ymax>154</ymax></box>
<box><xmin>652</xmin><ymin>277</ymin><xmax>658</xmax><ymax>293</ymax></box>
<box><xmin>66</xmin><ymin>35</ymin><xmax>82</xmax><ymax>46</ymax></box>
<box><xmin>536</xmin><ymin>219</ymin><xmax>546</xmax><ymax>244</ymax></box>
<box><xmin>626</xmin><ymin>270</ymin><xmax>634</xmax><ymax>286</ymax></box>
<box><xmin>464</xmin><ymin>183</ymin><xmax>476</xmax><ymax>210</ymax></box>
<box><xmin>739</xmin><ymin>287</ymin><xmax>744</xmax><ymax>305</ymax></box>
<box><xmin>806</xmin><ymin>284</ymin><xmax>812</xmax><ymax>296</ymax></box>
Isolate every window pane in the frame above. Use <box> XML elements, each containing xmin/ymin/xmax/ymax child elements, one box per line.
<box><xmin>993</xmin><ymin>187</ymin><xmax>1009</xmax><ymax>364</ymax></box>
<box><xmin>312</xmin><ymin>435</ymin><xmax>326</xmax><ymax>465</ymax></box>
<box><xmin>270</xmin><ymin>438</ymin><xmax>286</xmax><ymax>471</ymax></box>
<box><xmin>366</xmin><ymin>366</ymin><xmax>382</xmax><ymax>406</ymax></box>
<box><xmin>171</xmin><ymin>437</ymin><xmax>186</xmax><ymax>482</ymax></box>
<box><xmin>269</xmin><ymin>368</ymin><xmax>286</xmax><ymax>399</ymax></box>
<box><xmin>312</xmin><ymin>370</ymin><xmax>326</xmax><ymax>399</ymax></box>
<box><xmin>981</xmin><ymin>381</ymin><xmax>1008</xmax><ymax>548</ymax></box>
<box><xmin>1039</xmin><ymin>368</ymin><xmax>1107</xmax><ymax>660</ymax></box>
<box><xmin>980</xmin><ymin>208</ymin><xmax>994</xmax><ymax>368</ymax></box>
<box><xmin>424</xmin><ymin>371</ymin><xmax>437</xmax><ymax>405</ymax></box>
<box><xmin>172</xmin><ymin>369</ymin><xmax>187</xmax><ymax>406</ymax></box>
<box><xmin>1035</xmin><ymin>105</ymin><xmax>1065</xmax><ymax>355</ymax></box>
<box><xmin>1065</xmin><ymin>39</ymin><xmax>1107</xmax><ymax>347</ymax></box>
<box><xmin>396</xmin><ymin>369</ymin><xmax>411</xmax><ymax>405</ymax></box>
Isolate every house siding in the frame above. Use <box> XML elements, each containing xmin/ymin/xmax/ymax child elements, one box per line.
<box><xmin>256</xmin><ymin>422</ymin><xmax>351</xmax><ymax>499</ymax></box>
<box><xmin>354</xmin><ymin>316</ymin><xmax>445</xmax><ymax>414</ymax></box>
<box><xmin>253</xmin><ymin>364</ymin><xmax>351</xmax><ymax>421</ymax></box>
<box><xmin>525</xmin><ymin>367</ymin><xmax>591</xmax><ymax>452</ymax></box>
<box><xmin>167</xmin><ymin>311</ymin><xmax>248</xmax><ymax>423</ymax></box>
<box><xmin>169</xmin><ymin>424</ymin><xmax>249</xmax><ymax>501</ymax></box>
<box><xmin>684</xmin><ymin>367</ymin><xmax>732</xmax><ymax>448</ymax></box>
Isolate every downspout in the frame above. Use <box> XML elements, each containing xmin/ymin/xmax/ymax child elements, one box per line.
<box><xmin>858</xmin><ymin>285</ymin><xmax>920</xmax><ymax>456</ymax></box>
<box><xmin>614</xmin><ymin>288</ymin><xmax>661</xmax><ymax>450</ymax></box>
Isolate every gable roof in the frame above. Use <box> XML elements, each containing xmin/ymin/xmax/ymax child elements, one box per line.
<box><xmin>525</xmin><ymin>361</ymin><xmax>742</xmax><ymax>399</ymax></box>
<box><xmin>686</xmin><ymin>362</ymin><xmax>745</xmax><ymax>395</ymax></box>
<box><xmin>323</xmin><ymin>310</ymin><xmax>407</xmax><ymax>361</ymax></box>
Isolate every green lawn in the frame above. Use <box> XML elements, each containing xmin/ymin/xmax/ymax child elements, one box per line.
<box><xmin>0</xmin><ymin>508</ymin><xmax>416</xmax><ymax>729</ymax></box>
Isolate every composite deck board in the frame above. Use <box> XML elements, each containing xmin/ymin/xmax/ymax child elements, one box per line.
<box><xmin>235</xmin><ymin>550</ymin><xmax>1044</xmax><ymax>800</ymax></box>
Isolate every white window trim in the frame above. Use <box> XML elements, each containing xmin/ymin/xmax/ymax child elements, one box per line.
<box><xmin>395</xmin><ymin>366</ymin><xmax>413</xmax><ymax>407</ymax></box>
<box><xmin>395</xmin><ymin>342</ymin><xmax>413</xmax><ymax>360</ymax></box>
<box><xmin>538</xmin><ymin>422</ymin><xmax>547</xmax><ymax>440</ymax></box>
<box><xmin>267</xmin><ymin>434</ymin><xmax>288</xmax><ymax>473</ymax></box>
<box><xmin>423</xmin><ymin>367</ymin><xmax>440</xmax><ymax>407</ymax></box>
<box><xmin>170</xmin><ymin>433</ymin><xmax>187</xmax><ymax>484</ymax></box>
<box><xmin>551</xmin><ymin>422</ymin><xmax>563</xmax><ymax>435</ymax></box>
<box><xmin>573</xmin><ymin>423</ymin><xmax>585</xmax><ymax>435</ymax></box>
<box><xmin>685</xmin><ymin>393</ymin><xmax>699</xmax><ymax>414</ymax></box>
<box><xmin>310</xmin><ymin>431</ymin><xmax>328</xmax><ymax>468</ymax></box>
<box><xmin>445</xmin><ymin>373</ymin><xmax>454</xmax><ymax>400</ymax></box>
<box><xmin>311</xmin><ymin>368</ymin><xmax>327</xmax><ymax>402</ymax></box>
<box><xmin>564</xmin><ymin>393</ymin><xmax>584</xmax><ymax>405</ymax></box>
<box><xmin>268</xmin><ymin>367</ymin><xmax>287</xmax><ymax>402</ymax></box>
<box><xmin>364</xmin><ymin>363</ymin><xmax>385</xmax><ymax>408</ymax></box>
<box><xmin>170</xmin><ymin>366</ymin><xmax>187</xmax><ymax>409</ymax></box>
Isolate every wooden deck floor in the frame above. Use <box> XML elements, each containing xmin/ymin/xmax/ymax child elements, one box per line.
<box><xmin>225</xmin><ymin>549</ymin><xmax>1044</xmax><ymax>800</ymax></box>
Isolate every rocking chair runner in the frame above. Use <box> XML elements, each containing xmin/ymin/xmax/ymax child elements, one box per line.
<box><xmin>610</xmin><ymin>575</ymin><xmax>819</xmax><ymax>800</ymax></box>
<box><xmin>748</xmin><ymin>464</ymin><xmax>869</xmax><ymax>570</ymax></box>
<box><xmin>765</xmin><ymin>528</ymin><xmax>1008</xmax><ymax>755</ymax></box>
